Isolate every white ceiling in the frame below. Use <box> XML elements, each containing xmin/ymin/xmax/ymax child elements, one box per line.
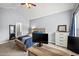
<box><xmin>28</xmin><ymin>3</ymin><xmax>78</xmax><ymax>19</ymax></box>
<box><xmin>0</xmin><ymin>3</ymin><xmax>78</xmax><ymax>19</ymax></box>
<box><xmin>0</xmin><ymin>3</ymin><xmax>19</xmax><ymax>8</ymax></box>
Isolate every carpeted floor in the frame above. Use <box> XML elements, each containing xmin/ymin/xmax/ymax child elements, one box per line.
<box><xmin>0</xmin><ymin>40</ymin><xmax>28</xmax><ymax>56</ymax></box>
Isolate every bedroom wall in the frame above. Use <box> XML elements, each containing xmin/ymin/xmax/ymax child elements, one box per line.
<box><xmin>0</xmin><ymin>7</ymin><xmax>30</xmax><ymax>43</ymax></box>
<box><xmin>30</xmin><ymin>10</ymin><xmax>73</xmax><ymax>43</ymax></box>
<box><xmin>0</xmin><ymin>3</ymin><xmax>76</xmax><ymax>43</ymax></box>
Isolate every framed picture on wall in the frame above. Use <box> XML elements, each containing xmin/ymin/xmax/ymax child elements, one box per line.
<box><xmin>57</xmin><ymin>25</ymin><xmax>67</xmax><ymax>32</ymax></box>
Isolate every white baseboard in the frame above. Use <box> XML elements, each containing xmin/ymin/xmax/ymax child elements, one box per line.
<box><xmin>0</xmin><ymin>40</ymin><xmax>9</xmax><ymax>44</ymax></box>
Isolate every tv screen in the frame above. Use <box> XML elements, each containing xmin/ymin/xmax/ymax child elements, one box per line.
<box><xmin>67</xmin><ymin>36</ymin><xmax>79</xmax><ymax>54</ymax></box>
<box><xmin>32</xmin><ymin>32</ymin><xmax>48</xmax><ymax>44</ymax></box>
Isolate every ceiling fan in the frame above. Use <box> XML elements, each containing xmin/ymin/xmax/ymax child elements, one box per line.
<box><xmin>21</xmin><ymin>3</ymin><xmax>36</xmax><ymax>8</ymax></box>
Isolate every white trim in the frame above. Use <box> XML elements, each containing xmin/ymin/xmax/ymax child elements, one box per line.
<box><xmin>0</xmin><ymin>40</ymin><xmax>9</xmax><ymax>44</ymax></box>
<box><xmin>75</xmin><ymin>15</ymin><xmax>77</xmax><ymax>36</ymax></box>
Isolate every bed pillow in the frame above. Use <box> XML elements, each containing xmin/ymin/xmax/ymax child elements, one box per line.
<box><xmin>18</xmin><ymin>35</ymin><xmax>29</xmax><ymax>41</ymax></box>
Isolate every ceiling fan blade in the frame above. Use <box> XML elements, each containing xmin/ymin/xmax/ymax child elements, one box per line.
<box><xmin>29</xmin><ymin>3</ymin><xmax>36</xmax><ymax>6</ymax></box>
<box><xmin>21</xmin><ymin>3</ymin><xmax>26</xmax><ymax>5</ymax></box>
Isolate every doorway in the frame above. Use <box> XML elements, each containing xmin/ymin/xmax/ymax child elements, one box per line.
<box><xmin>9</xmin><ymin>25</ymin><xmax>16</xmax><ymax>40</ymax></box>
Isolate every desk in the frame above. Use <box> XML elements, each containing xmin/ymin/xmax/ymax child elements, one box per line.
<box><xmin>28</xmin><ymin>43</ymin><xmax>78</xmax><ymax>56</ymax></box>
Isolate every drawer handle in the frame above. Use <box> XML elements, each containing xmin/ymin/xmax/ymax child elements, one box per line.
<box><xmin>60</xmin><ymin>34</ymin><xmax>63</xmax><ymax>35</ymax></box>
<box><xmin>60</xmin><ymin>40</ymin><xmax>63</xmax><ymax>41</ymax></box>
<box><xmin>60</xmin><ymin>37</ymin><xmax>64</xmax><ymax>38</ymax></box>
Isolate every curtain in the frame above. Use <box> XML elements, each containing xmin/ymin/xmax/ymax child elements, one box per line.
<box><xmin>69</xmin><ymin>4</ymin><xmax>79</xmax><ymax>36</ymax></box>
<box><xmin>69</xmin><ymin>13</ymin><xmax>76</xmax><ymax>36</ymax></box>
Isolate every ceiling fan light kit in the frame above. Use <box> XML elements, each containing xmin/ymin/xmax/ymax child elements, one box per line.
<box><xmin>21</xmin><ymin>3</ymin><xmax>36</xmax><ymax>8</ymax></box>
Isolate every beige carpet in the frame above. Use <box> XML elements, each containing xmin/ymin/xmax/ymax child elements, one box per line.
<box><xmin>0</xmin><ymin>40</ymin><xmax>28</xmax><ymax>56</ymax></box>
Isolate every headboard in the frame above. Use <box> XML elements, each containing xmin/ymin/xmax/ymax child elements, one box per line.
<box><xmin>32</xmin><ymin>28</ymin><xmax>45</xmax><ymax>33</ymax></box>
<box><xmin>28</xmin><ymin>28</ymin><xmax>45</xmax><ymax>37</ymax></box>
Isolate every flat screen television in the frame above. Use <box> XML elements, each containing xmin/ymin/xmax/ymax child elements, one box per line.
<box><xmin>67</xmin><ymin>36</ymin><xmax>79</xmax><ymax>54</ymax></box>
<box><xmin>32</xmin><ymin>32</ymin><xmax>48</xmax><ymax>47</ymax></box>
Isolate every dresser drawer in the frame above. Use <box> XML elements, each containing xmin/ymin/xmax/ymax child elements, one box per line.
<box><xmin>55</xmin><ymin>32</ymin><xmax>69</xmax><ymax>48</ymax></box>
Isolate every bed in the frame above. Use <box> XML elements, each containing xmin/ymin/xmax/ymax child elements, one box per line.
<box><xmin>15</xmin><ymin>35</ymin><xmax>32</xmax><ymax>52</ymax></box>
<box><xmin>15</xmin><ymin>28</ymin><xmax>45</xmax><ymax>52</ymax></box>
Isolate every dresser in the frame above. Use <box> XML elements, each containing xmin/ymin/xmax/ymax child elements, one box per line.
<box><xmin>55</xmin><ymin>32</ymin><xmax>69</xmax><ymax>48</ymax></box>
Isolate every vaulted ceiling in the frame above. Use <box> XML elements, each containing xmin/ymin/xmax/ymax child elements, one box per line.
<box><xmin>0</xmin><ymin>3</ymin><xmax>78</xmax><ymax>19</ymax></box>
